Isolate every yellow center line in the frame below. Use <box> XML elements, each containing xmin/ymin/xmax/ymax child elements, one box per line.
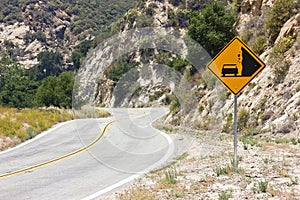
<box><xmin>0</xmin><ymin>110</ymin><xmax>148</xmax><ymax>179</ymax></box>
<box><xmin>0</xmin><ymin>120</ymin><xmax>116</xmax><ymax>179</ymax></box>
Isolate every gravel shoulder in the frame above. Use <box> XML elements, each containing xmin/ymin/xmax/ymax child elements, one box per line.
<box><xmin>101</xmin><ymin>130</ymin><xmax>300</xmax><ymax>200</ymax></box>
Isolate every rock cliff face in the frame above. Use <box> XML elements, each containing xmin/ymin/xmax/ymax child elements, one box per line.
<box><xmin>0</xmin><ymin>1</ymin><xmax>75</xmax><ymax>68</ymax></box>
<box><xmin>88</xmin><ymin>0</ymin><xmax>299</xmax><ymax>134</ymax></box>
<box><xmin>231</xmin><ymin>0</ymin><xmax>300</xmax><ymax>134</ymax></box>
<box><xmin>74</xmin><ymin>27</ymin><xmax>200</xmax><ymax>110</ymax></box>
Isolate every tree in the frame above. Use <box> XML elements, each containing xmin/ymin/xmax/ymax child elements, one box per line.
<box><xmin>35</xmin><ymin>72</ymin><xmax>75</xmax><ymax>108</ymax></box>
<box><xmin>188</xmin><ymin>2</ymin><xmax>236</xmax><ymax>57</ymax></box>
<box><xmin>108</xmin><ymin>62</ymin><xmax>138</xmax><ymax>82</ymax></box>
<box><xmin>0</xmin><ymin>55</ymin><xmax>38</xmax><ymax>108</ymax></box>
<box><xmin>71</xmin><ymin>51</ymin><xmax>82</xmax><ymax>70</ymax></box>
<box><xmin>0</xmin><ymin>76</ymin><xmax>38</xmax><ymax>108</ymax></box>
<box><xmin>166</xmin><ymin>56</ymin><xmax>190</xmax><ymax>73</ymax></box>
<box><xmin>35</xmin><ymin>76</ymin><xmax>58</xmax><ymax>107</ymax></box>
<box><xmin>56</xmin><ymin>72</ymin><xmax>75</xmax><ymax>108</ymax></box>
<box><xmin>28</xmin><ymin>51</ymin><xmax>63</xmax><ymax>81</ymax></box>
<box><xmin>266</xmin><ymin>0</ymin><xmax>298</xmax><ymax>43</ymax></box>
<box><xmin>78</xmin><ymin>40</ymin><xmax>93</xmax><ymax>56</ymax></box>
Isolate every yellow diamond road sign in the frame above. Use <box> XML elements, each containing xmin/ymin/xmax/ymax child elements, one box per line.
<box><xmin>207</xmin><ymin>37</ymin><xmax>266</xmax><ymax>95</ymax></box>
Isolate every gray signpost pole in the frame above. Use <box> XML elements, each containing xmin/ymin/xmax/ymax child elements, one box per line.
<box><xmin>207</xmin><ymin>37</ymin><xmax>266</xmax><ymax>173</ymax></box>
<box><xmin>233</xmin><ymin>95</ymin><xmax>238</xmax><ymax>173</ymax></box>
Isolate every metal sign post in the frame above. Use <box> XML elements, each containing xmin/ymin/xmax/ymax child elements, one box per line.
<box><xmin>233</xmin><ymin>95</ymin><xmax>238</xmax><ymax>172</ymax></box>
<box><xmin>206</xmin><ymin>37</ymin><xmax>266</xmax><ymax>174</ymax></box>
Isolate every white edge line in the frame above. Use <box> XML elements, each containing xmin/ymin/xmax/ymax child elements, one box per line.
<box><xmin>82</xmin><ymin>108</ymin><xmax>174</xmax><ymax>200</ymax></box>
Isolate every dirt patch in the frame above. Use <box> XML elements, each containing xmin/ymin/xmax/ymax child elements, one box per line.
<box><xmin>0</xmin><ymin>136</ymin><xmax>21</xmax><ymax>151</ymax></box>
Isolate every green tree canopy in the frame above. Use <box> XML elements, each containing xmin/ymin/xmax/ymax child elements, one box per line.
<box><xmin>108</xmin><ymin>61</ymin><xmax>139</xmax><ymax>82</ymax></box>
<box><xmin>0</xmin><ymin>55</ymin><xmax>38</xmax><ymax>108</ymax></box>
<box><xmin>35</xmin><ymin>76</ymin><xmax>58</xmax><ymax>107</ymax></box>
<box><xmin>188</xmin><ymin>2</ymin><xmax>236</xmax><ymax>57</ymax></box>
<box><xmin>35</xmin><ymin>72</ymin><xmax>75</xmax><ymax>108</ymax></box>
<box><xmin>266</xmin><ymin>0</ymin><xmax>298</xmax><ymax>43</ymax></box>
<box><xmin>28</xmin><ymin>51</ymin><xmax>63</xmax><ymax>81</ymax></box>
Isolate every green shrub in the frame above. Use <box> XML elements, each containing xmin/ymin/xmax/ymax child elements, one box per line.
<box><xmin>214</xmin><ymin>157</ymin><xmax>242</xmax><ymax>176</ymax></box>
<box><xmin>26</xmin><ymin>127</ymin><xmax>36</xmax><ymax>140</ymax></box>
<box><xmin>273</xmin><ymin>59</ymin><xmax>290</xmax><ymax>84</ymax></box>
<box><xmin>169</xmin><ymin>0</ymin><xmax>183</xmax><ymax>7</ymax></box>
<box><xmin>274</xmin><ymin>138</ymin><xmax>290</xmax><ymax>144</ymax></box>
<box><xmin>252</xmin><ymin>37</ymin><xmax>266</xmax><ymax>55</ymax></box>
<box><xmin>166</xmin><ymin>56</ymin><xmax>190</xmax><ymax>73</ymax></box>
<box><xmin>237</xmin><ymin>108</ymin><xmax>250</xmax><ymax>131</ymax></box>
<box><xmin>145</xmin><ymin>7</ymin><xmax>154</xmax><ymax>16</ymax></box>
<box><xmin>198</xmin><ymin>104</ymin><xmax>204</xmax><ymax>113</ymax></box>
<box><xmin>135</xmin><ymin>14</ymin><xmax>153</xmax><ymax>28</ymax></box>
<box><xmin>188</xmin><ymin>2</ymin><xmax>236</xmax><ymax>57</ymax></box>
<box><xmin>241</xmin><ymin>135</ymin><xmax>258</xmax><ymax>148</ymax></box>
<box><xmin>218</xmin><ymin>190</ymin><xmax>232</xmax><ymax>200</ymax></box>
<box><xmin>222</xmin><ymin>113</ymin><xmax>233</xmax><ymax>133</ymax></box>
<box><xmin>266</xmin><ymin>0</ymin><xmax>298</xmax><ymax>43</ymax></box>
<box><xmin>258</xmin><ymin>180</ymin><xmax>268</xmax><ymax>193</ymax></box>
<box><xmin>108</xmin><ymin>61</ymin><xmax>139</xmax><ymax>82</ymax></box>
<box><xmin>291</xmin><ymin>138</ymin><xmax>298</xmax><ymax>145</ymax></box>
<box><xmin>170</xmin><ymin>98</ymin><xmax>180</xmax><ymax>113</ymax></box>
<box><xmin>35</xmin><ymin>30</ymin><xmax>46</xmax><ymax>43</ymax></box>
<box><xmin>201</xmin><ymin>69</ymin><xmax>217</xmax><ymax>90</ymax></box>
<box><xmin>243</xmin><ymin>127</ymin><xmax>261</xmax><ymax>136</ymax></box>
<box><xmin>273</xmin><ymin>36</ymin><xmax>295</xmax><ymax>55</ymax></box>
<box><xmin>164</xmin><ymin>168</ymin><xmax>178</xmax><ymax>185</ymax></box>
<box><xmin>290</xmin><ymin>177</ymin><xmax>299</xmax><ymax>185</ymax></box>
<box><xmin>215</xmin><ymin>165</ymin><xmax>230</xmax><ymax>176</ymax></box>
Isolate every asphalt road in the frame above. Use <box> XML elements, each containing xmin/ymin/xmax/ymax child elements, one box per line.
<box><xmin>0</xmin><ymin>108</ymin><xmax>174</xmax><ymax>200</ymax></box>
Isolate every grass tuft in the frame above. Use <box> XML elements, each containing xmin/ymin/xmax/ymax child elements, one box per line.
<box><xmin>118</xmin><ymin>186</ymin><xmax>157</xmax><ymax>200</ymax></box>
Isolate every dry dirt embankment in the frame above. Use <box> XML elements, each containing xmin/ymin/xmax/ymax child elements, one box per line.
<box><xmin>103</xmin><ymin>130</ymin><xmax>300</xmax><ymax>199</ymax></box>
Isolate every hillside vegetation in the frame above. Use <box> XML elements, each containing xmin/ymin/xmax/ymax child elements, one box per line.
<box><xmin>0</xmin><ymin>106</ymin><xmax>74</xmax><ymax>150</ymax></box>
<box><xmin>0</xmin><ymin>0</ymin><xmax>138</xmax><ymax>72</ymax></box>
<box><xmin>0</xmin><ymin>0</ymin><xmax>139</xmax><ymax>109</ymax></box>
<box><xmin>0</xmin><ymin>0</ymin><xmax>136</xmax><ymax>35</ymax></box>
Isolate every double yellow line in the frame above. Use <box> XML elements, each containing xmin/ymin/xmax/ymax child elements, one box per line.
<box><xmin>0</xmin><ymin>110</ymin><xmax>148</xmax><ymax>179</ymax></box>
<box><xmin>0</xmin><ymin>120</ymin><xmax>116</xmax><ymax>179</ymax></box>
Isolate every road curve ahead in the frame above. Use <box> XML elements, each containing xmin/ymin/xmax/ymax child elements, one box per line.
<box><xmin>0</xmin><ymin>108</ymin><xmax>174</xmax><ymax>200</ymax></box>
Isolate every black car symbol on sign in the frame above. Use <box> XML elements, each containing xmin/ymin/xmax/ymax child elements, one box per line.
<box><xmin>222</xmin><ymin>64</ymin><xmax>238</xmax><ymax>77</ymax></box>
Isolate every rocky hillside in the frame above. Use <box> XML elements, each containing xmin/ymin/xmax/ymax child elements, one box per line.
<box><xmin>93</xmin><ymin>2</ymin><xmax>300</xmax><ymax>199</ymax></box>
<box><xmin>0</xmin><ymin>0</ymin><xmax>136</xmax><ymax>68</ymax></box>
<box><xmin>2</xmin><ymin>0</ymin><xmax>298</xmax><ymax>136</ymax></box>
<box><xmin>78</xmin><ymin>0</ymin><xmax>299</xmax><ymax>135</ymax></box>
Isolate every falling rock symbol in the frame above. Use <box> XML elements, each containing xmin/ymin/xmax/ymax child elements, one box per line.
<box><xmin>241</xmin><ymin>47</ymin><xmax>261</xmax><ymax>77</ymax></box>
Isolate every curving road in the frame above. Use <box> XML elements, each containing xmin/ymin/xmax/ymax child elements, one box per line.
<box><xmin>0</xmin><ymin>108</ymin><xmax>174</xmax><ymax>200</ymax></box>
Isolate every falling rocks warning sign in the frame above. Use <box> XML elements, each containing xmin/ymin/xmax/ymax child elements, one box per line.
<box><xmin>207</xmin><ymin>37</ymin><xmax>266</xmax><ymax>95</ymax></box>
